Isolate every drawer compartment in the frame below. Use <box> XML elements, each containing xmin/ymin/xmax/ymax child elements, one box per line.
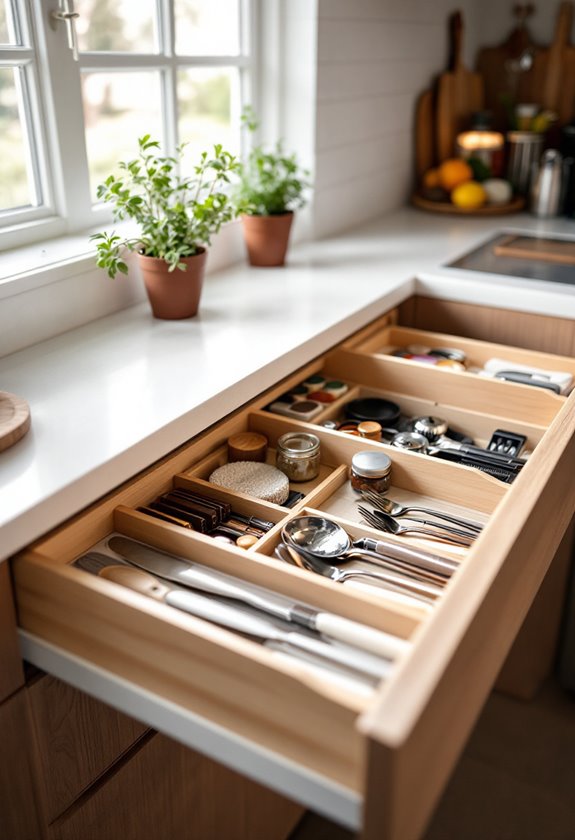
<box><xmin>11</xmin><ymin>302</ymin><xmax>575</xmax><ymax>840</ymax></box>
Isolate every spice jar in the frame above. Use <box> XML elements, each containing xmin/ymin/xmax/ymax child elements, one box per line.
<box><xmin>350</xmin><ymin>450</ymin><xmax>392</xmax><ymax>493</ymax></box>
<box><xmin>276</xmin><ymin>432</ymin><xmax>321</xmax><ymax>482</ymax></box>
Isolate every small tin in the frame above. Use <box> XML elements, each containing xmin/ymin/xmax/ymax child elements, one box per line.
<box><xmin>357</xmin><ymin>420</ymin><xmax>382</xmax><ymax>441</ymax></box>
<box><xmin>276</xmin><ymin>432</ymin><xmax>321</xmax><ymax>482</ymax></box>
<box><xmin>350</xmin><ymin>450</ymin><xmax>392</xmax><ymax>493</ymax></box>
<box><xmin>391</xmin><ymin>432</ymin><xmax>429</xmax><ymax>452</ymax></box>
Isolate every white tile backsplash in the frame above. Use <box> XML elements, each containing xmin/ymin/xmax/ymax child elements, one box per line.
<box><xmin>313</xmin><ymin>0</ymin><xmax>480</xmax><ymax>238</ymax></box>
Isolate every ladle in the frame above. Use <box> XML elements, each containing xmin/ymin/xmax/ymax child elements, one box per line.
<box><xmin>276</xmin><ymin>543</ymin><xmax>438</xmax><ymax>606</ymax></box>
<box><xmin>282</xmin><ymin>515</ymin><xmax>457</xmax><ymax>578</ymax></box>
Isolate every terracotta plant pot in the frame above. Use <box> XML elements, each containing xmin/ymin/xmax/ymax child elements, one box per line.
<box><xmin>241</xmin><ymin>212</ymin><xmax>294</xmax><ymax>267</ymax></box>
<box><xmin>138</xmin><ymin>249</ymin><xmax>207</xmax><ymax>320</ymax></box>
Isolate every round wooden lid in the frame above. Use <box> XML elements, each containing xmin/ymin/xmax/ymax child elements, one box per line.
<box><xmin>0</xmin><ymin>391</ymin><xmax>31</xmax><ymax>453</ymax></box>
<box><xmin>227</xmin><ymin>432</ymin><xmax>268</xmax><ymax>462</ymax></box>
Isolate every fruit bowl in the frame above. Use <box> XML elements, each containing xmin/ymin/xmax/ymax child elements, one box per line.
<box><xmin>412</xmin><ymin>192</ymin><xmax>525</xmax><ymax>216</ymax></box>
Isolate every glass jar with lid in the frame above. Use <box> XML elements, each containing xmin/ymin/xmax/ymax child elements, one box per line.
<box><xmin>276</xmin><ymin>432</ymin><xmax>321</xmax><ymax>482</ymax></box>
<box><xmin>350</xmin><ymin>450</ymin><xmax>392</xmax><ymax>493</ymax></box>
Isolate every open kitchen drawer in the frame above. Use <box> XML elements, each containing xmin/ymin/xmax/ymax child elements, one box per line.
<box><xmin>11</xmin><ymin>300</ymin><xmax>575</xmax><ymax>840</ymax></box>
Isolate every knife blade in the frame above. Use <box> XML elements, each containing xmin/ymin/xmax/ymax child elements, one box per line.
<box><xmin>106</xmin><ymin>535</ymin><xmax>410</xmax><ymax>661</ymax></box>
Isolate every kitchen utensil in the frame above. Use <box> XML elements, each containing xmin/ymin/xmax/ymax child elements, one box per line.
<box><xmin>105</xmin><ymin>536</ymin><xmax>407</xmax><ymax>660</ymax></box>
<box><xmin>475</xmin><ymin>4</ymin><xmax>539</xmax><ymax>130</ymax></box>
<box><xmin>531</xmin><ymin>149</ymin><xmax>564</xmax><ymax>218</ymax></box>
<box><xmin>0</xmin><ymin>391</ymin><xmax>31</xmax><ymax>453</ymax></box>
<box><xmin>415</xmin><ymin>87</ymin><xmax>436</xmax><ymax>180</ymax></box>
<box><xmin>96</xmin><ymin>563</ymin><xmax>390</xmax><ymax>681</ymax></box>
<box><xmin>281</xmin><ymin>515</ymin><xmax>458</xmax><ymax>577</ymax></box>
<box><xmin>361</xmin><ymin>490</ymin><xmax>483</xmax><ymax>533</ymax></box>
<box><xmin>344</xmin><ymin>397</ymin><xmax>401</xmax><ymax>426</ymax></box>
<box><xmin>487</xmin><ymin>429</ymin><xmax>527</xmax><ymax>457</ymax></box>
<box><xmin>494</xmin><ymin>371</ymin><xmax>562</xmax><ymax>393</ymax></box>
<box><xmin>358</xmin><ymin>507</ymin><xmax>474</xmax><ymax>547</ymax></box>
<box><xmin>360</xmin><ymin>506</ymin><xmax>477</xmax><ymax>541</ymax></box>
<box><xmin>412</xmin><ymin>416</ymin><xmax>449</xmax><ymax>443</ymax></box>
<box><xmin>276</xmin><ymin>543</ymin><xmax>437</xmax><ymax>606</ymax></box>
<box><xmin>436</xmin><ymin>11</ymin><xmax>484</xmax><ymax>161</ymax></box>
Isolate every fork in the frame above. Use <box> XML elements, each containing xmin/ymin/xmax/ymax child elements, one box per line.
<box><xmin>361</xmin><ymin>489</ymin><xmax>483</xmax><ymax>533</ymax></box>
<box><xmin>358</xmin><ymin>506</ymin><xmax>475</xmax><ymax>547</ymax></box>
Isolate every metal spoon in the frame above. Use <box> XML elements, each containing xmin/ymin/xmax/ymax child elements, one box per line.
<box><xmin>282</xmin><ymin>515</ymin><xmax>458</xmax><ymax>578</ymax></box>
<box><xmin>361</xmin><ymin>490</ymin><xmax>483</xmax><ymax>533</ymax></box>
<box><xmin>276</xmin><ymin>543</ymin><xmax>441</xmax><ymax>604</ymax></box>
<box><xmin>358</xmin><ymin>506</ymin><xmax>474</xmax><ymax>547</ymax></box>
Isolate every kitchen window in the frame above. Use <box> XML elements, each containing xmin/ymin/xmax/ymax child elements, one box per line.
<box><xmin>0</xmin><ymin>0</ymin><xmax>254</xmax><ymax>250</ymax></box>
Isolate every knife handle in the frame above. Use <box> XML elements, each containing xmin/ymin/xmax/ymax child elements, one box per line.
<box><xmin>313</xmin><ymin>613</ymin><xmax>410</xmax><ymax>661</ymax></box>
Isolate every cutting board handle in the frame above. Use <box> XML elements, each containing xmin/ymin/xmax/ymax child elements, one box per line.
<box><xmin>553</xmin><ymin>1</ymin><xmax>573</xmax><ymax>46</ymax></box>
<box><xmin>450</xmin><ymin>10</ymin><xmax>464</xmax><ymax>71</ymax></box>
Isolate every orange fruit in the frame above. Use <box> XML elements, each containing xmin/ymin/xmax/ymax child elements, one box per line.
<box><xmin>439</xmin><ymin>158</ymin><xmax>473</xmax><ymax>191</ymax></box>
<box><xmin>451</xmin><ymin>181</ymin><xmax>487</xmax><ymax>210</ymax></box>
<box><xmin>422</xmin><ymin>168</ymin><xmax>440</xmax><ymax>188</ymax></box>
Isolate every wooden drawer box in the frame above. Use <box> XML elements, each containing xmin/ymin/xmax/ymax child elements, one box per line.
<box><xmin>11</xmin><ymin>298</ymin><xmax>575</xmax><ymax>840</ymax></box>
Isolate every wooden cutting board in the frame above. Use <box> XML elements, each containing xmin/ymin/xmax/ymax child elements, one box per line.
<box><xmin>531</xmin><ymin>1</ymin><xmax>575</xmax><ymax>124</ymax></box>
<box><xmin>0</xmin><ymin>392</ymin><xmax>31</xmax><ymax>453</ymax></box>
<box><xmin>475</xmin><ymin>4</ymin><xmax>540</xmax><ymax>131</ymax></box>
<box><xmin>493</xmin><ymin>234</ymin><xmax>575</xmax><ymax>264</ymax></box>
<box><xmin>415</xmin><ymin>87</ymin><xmax>436</xmax><ymax>180</ymax></box>
<box><xmin>436</xmin><ymin>11</ymin><xmax>484</xmax><ymax>162</ymax></box>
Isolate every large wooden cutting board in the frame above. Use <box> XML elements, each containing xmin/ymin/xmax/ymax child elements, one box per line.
<box><xmin>436</xmin><ymin>11</ymin><xmax>484</xmax><ymax>162</ymax></box>
<box><xmin>475</xmin><ymin>5</ymin><xmax>540</xmax><ymax>131</ymax></box>
<box><xmin>531</xmin><ymin>1</ymin><xmax>575</xmax><ymax>125</ymax></box>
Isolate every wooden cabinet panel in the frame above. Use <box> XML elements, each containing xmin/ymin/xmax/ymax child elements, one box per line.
<box><xmin>28</xmin><ymin>674</ymin><xmax>148</xmax><ymax>822</ymax></box>
<box><xmin>49</xmin><ymin>732</ymin><xmax>303</xmax><ymax>840</ymax></box>
<box><xmin>0</xmin><ymin>560</ymin><xmax>24</xmax><ymax>701</ymax></box>
<box><xmin>402</xmin><ymin>296</ymin><xmax>575</xmax><ymax>357</ymax></box>
<box><xmin>0</xmin><ymin>690</ymin><xmax>44</xmax><ymax>840</ymax></box>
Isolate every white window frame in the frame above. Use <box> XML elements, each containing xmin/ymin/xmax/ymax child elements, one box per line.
<box><xmin>1</xmin><ymin>0</ymin><xmax>257</xmax><ymax>251</ymax></box>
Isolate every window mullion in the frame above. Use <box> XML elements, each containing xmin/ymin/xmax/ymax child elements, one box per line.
<box><xmin>31</xmin><ymin>0</ymin><xmax>92</xmax><ymax>229</ymax></box>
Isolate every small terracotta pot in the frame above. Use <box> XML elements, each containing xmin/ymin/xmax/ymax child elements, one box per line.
<box><xmin>241</xmin><ymin>212</ymin><xmax>294</xmax><ymax>267</ymax></box>
<box><xmin>138</xmin><ymin>249</ymin><xmax>207</xmax><ymax>320</ymax></box>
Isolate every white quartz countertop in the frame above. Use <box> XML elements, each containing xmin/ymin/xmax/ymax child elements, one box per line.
<box><xmin>1</xmin><ymin>208</ymin><xmax>575</xmax><ymax>561</ymax></box>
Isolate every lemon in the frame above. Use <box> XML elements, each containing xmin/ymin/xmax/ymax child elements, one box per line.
<box><xmin>451</xmin><ymin>181</ymin><xmax>487</xmax><ymax>210</ymax></box>
<box><xmin>438</xmin><ymin>158</ymin><xmax>473</xmax><ymax>191</ymax></box>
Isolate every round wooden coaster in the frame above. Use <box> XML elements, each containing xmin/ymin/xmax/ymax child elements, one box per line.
<box><xmin>0</xmin><ymin>391</ymin><xmax>31</xmax><ymax>453</ymax></box>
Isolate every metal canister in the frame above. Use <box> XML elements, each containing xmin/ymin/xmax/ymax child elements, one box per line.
<box><xmin>506</xmin><ymin>131</ymin><xmax>544</xmax><ymax>195</ymax></box>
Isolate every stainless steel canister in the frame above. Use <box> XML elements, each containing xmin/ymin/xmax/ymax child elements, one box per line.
<box><xmin>506</xmin><ymin>131</ymin><xmax>544</xmax><ymax>195</ymax></box>
<box><xmin>530</xmin><ymin>149</ymin><xmax>563</xmax><ymax>218</ymax></box>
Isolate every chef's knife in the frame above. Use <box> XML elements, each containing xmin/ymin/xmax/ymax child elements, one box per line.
<box><xmin>106</xmin><ymin>535</ymin><xmax>410</xmax><ymax>660</ymax></box>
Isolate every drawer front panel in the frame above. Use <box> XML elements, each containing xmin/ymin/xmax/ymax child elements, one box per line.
<box><xmin>0</xmin><ymin>561</ymin><xmax>24</xmax><ymax>701</ymax></box>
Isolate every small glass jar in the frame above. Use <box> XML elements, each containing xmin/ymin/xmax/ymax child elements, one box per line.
<box><xmin>350</xmin><ymin>450</ymin><xmax>392</xmax><ymax>493</ymax></box>
<box><xmin>276</xmin><ymin>432</ymin><xmax>321</xmax><ymax>482</ymax></box>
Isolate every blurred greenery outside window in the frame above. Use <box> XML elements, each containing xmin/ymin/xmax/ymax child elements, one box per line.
<box><xmin>1</xmin><ymin>0</ymin><xmax>251</xmax><ymax>244</ymax></box>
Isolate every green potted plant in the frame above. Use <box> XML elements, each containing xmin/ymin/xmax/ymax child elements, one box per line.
<box><xmin>234</xmin><ymin>109</ymin><xmax>309</xmax><ymax>267</ymax></box>
<box><xmin>92</xmin><ymin>135</ymin><xmax>239</xmax><ymax>319</ymax></box>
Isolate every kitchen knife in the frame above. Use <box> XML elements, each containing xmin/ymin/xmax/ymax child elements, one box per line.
<box><xmin>86</xmin><ymin>560</ymin><xmax>390</xmax><ymax>681</ymax></box>
<box><xmin>106</xmin><ymin>536</ymin><xmax>410</xmax><ymax>661</ymax></box>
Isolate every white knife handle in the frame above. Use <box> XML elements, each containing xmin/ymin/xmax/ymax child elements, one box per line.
<box><xmin>285</xmin><ymin>633</ymin><xmax>391</xmax><ymax>681</ymax></box>
<box><xmin>314</xmin><ymin>613</ymin><xmax>410</xmax><ymax>660</ymax></box>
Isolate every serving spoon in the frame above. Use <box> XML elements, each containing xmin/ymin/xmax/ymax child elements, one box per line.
<box><xmin>282</xmin><ymin>515</ymin><xmax>458</xmax><ymax>578</ymax></box>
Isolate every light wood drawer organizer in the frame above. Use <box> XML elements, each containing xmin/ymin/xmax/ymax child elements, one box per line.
<box><xmin>11</xmin><ymin>299</ymin><xmax>575</xmax><ymax>840</ymax></box>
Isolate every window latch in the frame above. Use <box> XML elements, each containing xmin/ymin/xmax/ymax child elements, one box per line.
<box><xmin>50</xmin><ymin>0</ymin><xmax>80</xmax><ymax>61</ymax></box>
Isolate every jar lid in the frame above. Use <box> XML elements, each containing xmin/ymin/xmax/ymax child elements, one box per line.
<box><xmin>277</xmin><ymin>432</ymin><xmax>320</xmax><ymax>457</ymax></box>
<box><xmin>391</xmin><ymin>432</ymin><xmax>429</xmax><ymax>451</ymax></box>
<box><xmin>351</xmin><ymin>450</ymin><xmax>392</xmax><ymax>478</ymax></box>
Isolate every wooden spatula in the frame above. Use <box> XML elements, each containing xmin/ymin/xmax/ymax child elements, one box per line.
<box><xmin>436</xmin><ymin>11</ymin><xmax>485</xmax><ymax>162</ymax></box>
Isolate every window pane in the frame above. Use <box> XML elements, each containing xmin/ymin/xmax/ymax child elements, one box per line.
<box><xmin>76</xmin><ymin>0</ymin><xmax>157</xmax><ymax>53</ymax></box>
<box><xmin>178</xmin><ymin>67</ymin><xmax>240</xmax><ymax>174</ymax></box>
<box><xmin>175</xmin><ymin>0</ymin><xmax>240</xmax><ymax>56</ymax></box>
<box><xmin>0</xmin><ymin>67</ymin><xmax>34</xmax><ymax>210</ymax></box>
<box><xmin>82</xmin><ymin>71</ymin><xmax>162</xmax><ymax>201</ymax></box>
<box><xmin>0</xmin><ymin>0</ymin><xmax>17</xmax><ymax>44</ymax></box>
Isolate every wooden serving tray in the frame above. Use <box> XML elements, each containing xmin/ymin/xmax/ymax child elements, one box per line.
<box><xmin>412</xmin><ymin>193</ymin><xmax>525</xmax><ymax>216</ymax></box>
<box><xmin>11</xmin><ymin>298</ymin><xmax>575</xmax><ymax>840</ymax></box>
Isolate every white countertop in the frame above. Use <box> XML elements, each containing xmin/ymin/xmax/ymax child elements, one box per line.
<box><xmin>1</xmin><ymin>208</ymin><xmax>575</xmax><ymax>561</ymax></box>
